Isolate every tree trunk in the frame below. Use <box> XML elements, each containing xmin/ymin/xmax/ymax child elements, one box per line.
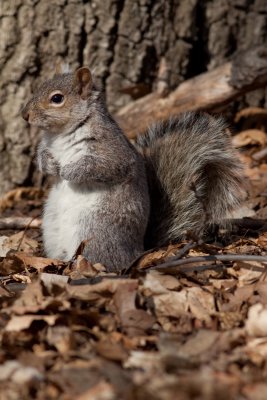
<box><xmin>0</xmin><ymin>0</ymin><xmax>267</xmax><ymax>195</ymax></box>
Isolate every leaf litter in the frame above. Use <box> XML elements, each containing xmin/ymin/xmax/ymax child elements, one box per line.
<box><xmin>0</xmin><ymin>109</ymin><xmax>267</xmax><ymax>399</ymax></box>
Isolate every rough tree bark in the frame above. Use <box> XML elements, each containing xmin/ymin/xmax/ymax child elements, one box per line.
<box><xmin>116</xmin><ymin>46</ymin><xmax>267</xmax><ymax>138</ymax></box>
<box><xmin>0</xmin><ymin>0</ymin><xmax>267</xmax><ymax>195</ymax></box>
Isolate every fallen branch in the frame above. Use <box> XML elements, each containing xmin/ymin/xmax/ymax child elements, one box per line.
<box><xmin>69</xmin><ymin>275</ymin><xmax>131</xmax><ymax>285</ymax></box>
<box><xmin>116</xmin><ymin>45</ymin><xmax>267</xmax><ymax>138</ymax></box>
<box><xmin>0</xmin><ymin>217</ymin><xmax>42</xmax><ymax>230</ymax></box>
<box><xmin>149</xmin><ymin>254</ymin><xmax>267</xmax><ymax>272</ymax></box>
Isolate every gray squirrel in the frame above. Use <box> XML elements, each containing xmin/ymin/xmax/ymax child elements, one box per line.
<box><xmin>22</xmin><ymin>65</ymin><xmax>245</xmax><ymax>271</ymax></box>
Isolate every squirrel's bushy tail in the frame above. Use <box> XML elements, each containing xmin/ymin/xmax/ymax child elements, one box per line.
<box><xmin>136</xmin><ymin>112</ymin><xmax>245</xmax><ymax>248</ymax></box>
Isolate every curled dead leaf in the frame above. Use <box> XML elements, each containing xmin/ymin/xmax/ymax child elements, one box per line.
<box><xmin>5</xmin><ymin>315</ymin><xmax>57</xmax><ymax>332</ymax></box>
<box><xmin>114</xmin><ymin>281</ymin><xmax>155</xmax><ymax>336</ymax></box>
<box><xmin>0</xmin><ymin>360</ymin><xmax>43</xmax><ymax>384</ymax></box>
<box><xmin>232</xmin><ymin>129</ymin><xmax>267</xmax><ymax>148</ymax></box>
<box><xmin>0</xmin><ymin>232</ymin><xmax>38</xmax><ymax>256</ymax></box>
<box><xmin>246</xmin><ymin>303</ymin><xmax>267</xmax><ymax>337</ymax></box>
<box><xmin>15</xmin><ymin>253</ymin><xmax>64</xmax><ymax>269</ymax></box>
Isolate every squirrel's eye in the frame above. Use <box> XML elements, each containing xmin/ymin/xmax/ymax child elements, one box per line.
<box><xmin>50</xmin><ymin>93</ymin><xmax>64</xmax><ymax>104</ymax></box>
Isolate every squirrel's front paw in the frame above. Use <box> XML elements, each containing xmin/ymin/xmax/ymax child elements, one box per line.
<box><xmin>38</xmin><ymin>150</ymin><xmax>59</xmax><ymax>176</ymax></box>
<box><xmin>60</xmin><ymin>163</ymin><xmax>76</xmax><ymax>181</ymax></box>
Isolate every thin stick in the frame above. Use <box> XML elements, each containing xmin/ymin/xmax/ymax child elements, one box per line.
<box><xmin>165</xmin><ymin>240</ymin><xmax>196</xmax><ymax>262</ymax></box>
<box><xmin>173</xmin><ymin>263</ymin><xmax>224</xmax><ymax>273</ymax></box>
<box><xmin>16</xmin><ymin>216</ymin><xmax>41</xmax><ymax>252</ymax></box>
<box><xmin>149</xmin><ymin>254</ymin><xmax>267</xmax><ymax>271</ymax></box>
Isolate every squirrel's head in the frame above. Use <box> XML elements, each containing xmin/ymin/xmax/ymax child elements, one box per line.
<box><xmin>22</xmin><ymin>66</ymin><xmax>97</xmax><ymax>134</ymax></box>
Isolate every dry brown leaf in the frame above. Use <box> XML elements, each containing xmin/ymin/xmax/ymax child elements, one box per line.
<box><xmin>5</xmin><ymin>315</ymin><xmax>57</xmax><ymax>332</ymax></box>
<box><xmin>209</xmin><ymin>279</ymin><xmax>237</xmax><ymax>290</ymax></box>
<box><xmin>244</xmin><ymin>337</ymin><xmax>267</xmax><ymax>365</ymax></box>
<box><xmin>124</xmin><ymin>351</ymin><xmax>161</xmax><ymax>373</ymax></box>
<box><xmin>40</xmin><ymin>272</ymin><xmax>69</xmax><ymax>290</ymax></box>
<box><xmin>235</xmin><ymin>107</ymin><xmax>267</xmax><ymax>123</ymax></box>
<box><xmin>5</xmin><ymin>280</ymin><xmax>45</xmax><ymax>315</ymax></box>
<box><xmin>73</xmin><ymin>255</ymin><xmax>103</xmax><ymax>277</ymax></box>
<box><xmin>227</xmin><ymin>262</ymin><xmax>265</xmax><ymax>286</ymax></box>
<box><xmin>255</xmin><ymin>282</ymin><xmax>267</xmax><ymax>304</ymax></box>
<box><xmin>144</xmin><ymin>276</ymin><xmax>215</xmax><ymax>322</ymax></box>
<box><xmin>246</xmin><ymin>303</ymin><xmax>267</xmax><ymax>337</ymax></box>
<box><xmin>0</xmin><ymin>360</ymin><xmax>43</xmax><ymax>384</ymax></box>
<box><xmin>242</xmin><ymin>383</ymin><xmax>267</xmax><ymax>400</ymax></box>
<box><xmin>76</xmin><ymin>381</ymin><xmax>116</xmax><ymax>400</ymax></box>
<box><xmin>224</xmin><ymin>239</ymin><xmax>260</xmax><ymax>255</ymax></box>
<box><xmin>138</xmin><ymin>243</ymin><xmax>186</xmax><ymax>269</ymax></box>
<box><xmin>232</xmin><ymin>129</ymin><xmax>267</xmax><ymax>148</ymax></box>
<box><xmin>12</xmin><ymin>273</ymin><xmax>31</xmax><ymax>284</ymax></box>
<box><xmin>15</xmin><ymin>253</ymin><xmax>64</xmax><ymax>269</ymax></box>
<box><xmin>256</xmin><ymin>205</ymin><xmax>267</xmax><ymax>219</ymax></box>
<box><xmin>114</xmin><ymin>281</ymin><xmax>155</xmax><ymax>336</ymax></box>
<box><xmin>186</xmin><ymin>287</ymin><xmax>216</xmax><ymax>323</ymax></box>
<box><xmin>138</xmin><ymin>249</ymin><xmax>170</xmax><ymax>269</ymax></box>
<box><xmin>0</xmin><ymin>236</ymin><xmax>9</xmax><ymax>257</ymax></box>
<box><xmin>153</xmin><ymin>291</ymin><xmax>188</xmax><ymax>318</ymax></box>
<box><xmin>1</xmin><ymin>232</ymin><xmax>38</xmax><ymax>255</ymax></box>
<box><xmin>67</xmin><ymin>278</ymin><xmax>138</xmax><ymax>303</ymax></box>
<box><xmin>5</xmin><ymin>280</ymin><xmax>70</xmax><ymax>316</ymax></box>
<box><xmin>95</xmin><ymin>339</ymin><xmax>128</xmax><ymax>362</ymax></box>
<box><xmin>162</xmin><ymin>329</ymin><xmax>220</xmax><ymax>361</ymax></box>
<box><xmin>221</xmin><ymin>285</ymin><xmax>255</xmax><ymax>312</ymax></box>
<box><xmin>46</xmin><ymin>326</ymin><xmax>74</xmax><ymax>354</ymax></box>
<box><xmin>0</xmin><ymin>255</ymin><xmax>25</xmax><ymax>275</ymax></box>
<box><xmin>142</xmin><ymin>270</ymin><xmax>180</xmax><ymax>296</ymax></box>
<box><xmin>0</xmin><ymin>187</ymin><xmax>45</xmax><ymax>212</ymax></box>
<box><xmin>0</xmin><ymin>285</ymin><xmax>13</xmax><ymax>297</ymax></box>
<box><xmin>218</xmin><ymin>311</ymin><xmax>245</xmax><ymax>329</ymax></box>
<box><xmin>257</xmin><ymin>232</ymin><xmax>267</xmax><ymax>250</ymax></box>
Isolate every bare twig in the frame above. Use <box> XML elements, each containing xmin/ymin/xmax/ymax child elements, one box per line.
<box><xmin>69</xmin><ymin>275</ymin><xmax>131</xmax><ymax>285</ymax></box>
<box><xmin>174</xmin><ymin>240</ymin><xmax>197</xmax><ymax>258</ymax></box>
<box><xmin>149</xmin><ymin>254</ymin><xmax>267</xmax><ymax>272</ymax></box>
<box><xmin>162</xmin><ymin>240</ymin><xmax>198</xmax><ymax>264</ymax></box>
<box><xmin>17</xmin><ymin>217</ymin><xmax>41</xmax><ymax>252</ymax></box>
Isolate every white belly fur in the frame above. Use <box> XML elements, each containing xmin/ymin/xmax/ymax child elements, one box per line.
<box><xmin>43</xmin><ymin>180</ymin><xmax>102</xmax><ymax>260</ymax></box>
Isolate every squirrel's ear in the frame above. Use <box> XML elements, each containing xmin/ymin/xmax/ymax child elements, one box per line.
<box><xmin>75</xmin><ymin>67</ymin><xmax>92</xmax><ymax>100</ymax></box>
<box><xmin>55</xmin><ymin>61</ymin><xmax>70</xmax><ymax>75</ymax></box>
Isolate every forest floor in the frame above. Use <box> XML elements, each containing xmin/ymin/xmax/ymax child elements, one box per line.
<box><xmin>0</xmin><ymin>107</ymin><xmax>267</xmax><ymax>400</ymax></box>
